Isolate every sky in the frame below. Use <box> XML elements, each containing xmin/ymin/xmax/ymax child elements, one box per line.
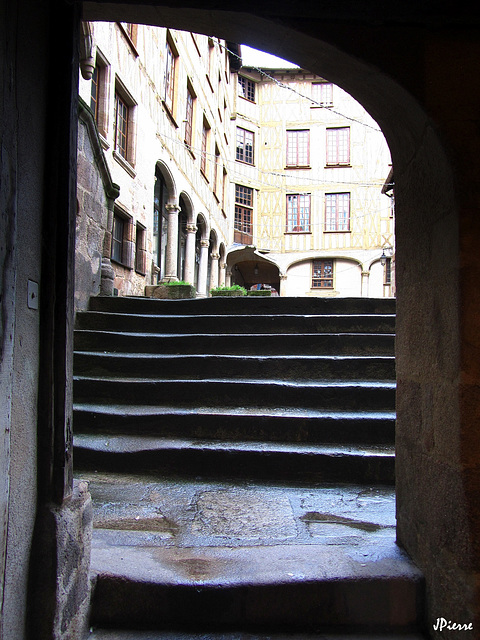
<box><xmin>240</xmin><ymin>45</ymin><xmax>299</xmax><ymax>69</ymax></box>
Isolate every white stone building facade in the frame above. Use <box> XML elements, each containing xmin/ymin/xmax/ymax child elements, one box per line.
<box><xmin>78</xmin><ymin>22</ymin><xmax>239</xmax><ymax>299</ymax></box>
<box><xmin>228</xmin><ymin>65</ymin><xmax>394</xmax><ymax>297</ymax></box>
<box><xmin>77</xmin><ymin>23</ymin><xmax>394</xmax><ymax>300</ymax></box>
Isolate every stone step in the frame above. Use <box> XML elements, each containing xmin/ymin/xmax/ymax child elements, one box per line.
<box><xmin>74</xmin><ymin>435</ymin><xmax>395</xmax><ymax>484</ymax></box>
<box><xmin>73</xmin><ymin>403</ymin><xmax>395</xmax><ymax>445</ymax></box>
<box><xmin>88</xmin><ymin>632</ymin><xmax>427</xmax><ymax>640</ymax></box>
<box><xmin>73</xmin><ymin>353</ymin><xmax>396</xmax><ymax>382</ymax></box>
<box><xmin>74</xmin><ymin>331</ymin><xmax>395</xmax><ymax>356</ymax></box>
<box><xmin>88</xmin><ymin>295</ymin><xmax>396</xmax><ymax>316</ymax></box>
<box><xmin>89</xmin><ymin>544</ymin><xmax>419</xmax><ymax>630</ymax></box>
<box><xmin>81</xmin><ymin>475</ymin><xmax>420</xmax><ymax>633</ymax></box>
<box><xmin>73</xmin><ymin>378</ymin><xmax>396</xmax><ymax>412</ymax></box>
<box><xmin>75</xmin><ymin>311</ymin><xmax>395</xmax><ymax>335</ymax></box>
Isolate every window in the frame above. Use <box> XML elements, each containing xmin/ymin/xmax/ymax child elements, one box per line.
<box><xmin>113</xmin><ymin>78</ymin><xmax>136</xmax><ymax>170</ymax></box>
<box><xmin>124</xmin><ymin>23</ymin><xmax>137</xmax><ymax>45</ymax></box>
<box><xmin>207</xmin><ymin>38</ymin><xmax>215</xmax><ymax>90</ymax></box>
<box><xmin>90</xmin><ymin>54</ymin><xmax>108</xmax><ymax>136</ymax></box>
<box><xmin>119</xmin><ymin>22</ymin><xmax>138</xmax><ymax>48</ymax></box>
<box><xmin>286</xmin><ymin>130</ymin><xmax>310</xmax><ymax>167</ymax></box>
<box><xmin>234</xmin><ymin>184</ymin><xmax>253</xmax><ymax>244</ymax></box>
<box><xmin>111</xmin><ymin>210</ymin><xmax>133</xmax><ymax>268</ymax></box>
<box><xmin>326</xmin><ymin>127</ymin><xmax>350</xmax><ymax>166</ymax></box>
<box><xmin>114</xmin><ymin>92</ymin><xmax>129</xmax><ymax>160</ymax></box>
<box><xmin>325</xmin><ymin>193</ymin><xmax>350</xmax><ymax>231</ymax></box>
<box><xmin>184</xmin><ymin>84</ymin><xmax>195</xmax><ymax>147</ymax></box>
<box><xmin>201</xmin><ymin>118</ymin><xmax>211</xmax><ymax>177</ymax></box>
<box><xmin>135</xmin><ymin>223</ymin><xmax>146</xmax><ymax>275</ymax></box>
<box><xmin>90</xmin><ymin>64</ymin><xmax>101</xmax><ymax>122</ymax></box>
<box><xmin>389</xmin><ymin>195</ymin><xmax>395</xmax><ymax>218</ymax></box>
<box><xmin>312</xmin><ymin>260</ymin><xmax>334</xmax><ymax>288</ymax></box>
<box><xmin>286</xmin><ymin>194</ymin><xmax>311</xmax><ymax>232</ymax></box>
<box><xmin>236</xmin><ymin>127</ymin><xmax>254</xmax><ymax>164</ymax></box>
<box><xmin>312</xmin><ymin>82</ymin><xmax>333</xmax><ymax>106</ymax></box>
<box><xmin>153</xmin><ymin>169</ymin><xmax>168</xmax><ymax>280</ymax></box>
<box><xmin>384</xmin><ymin>258</ymin><xmax>392</xmax><ymax>285</ymax></box>
<box><xmin>165</xmin><ymin>37</ymin><xmax>177</xmax><ymax>114</ymax></box>
<box><xmin>238</xmin><ymin>75</ymin><xmax>255</xmax><ymax>102</ymax></box>
<box><xmin>213</xmin><ymin>145</ymin><xmax>220</xmax><ymax>197</ymax></box>
<box><xmin>222</xmin><ymin>167</ymin><xmax>228</xmax><ymax>211</ymax></box>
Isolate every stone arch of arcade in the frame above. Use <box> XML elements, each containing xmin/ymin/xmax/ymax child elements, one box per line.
<box><xmin>194</xmin><ymin>212</ymin><xmax>209</xmax><ymax>296</ymax></box>
<box><xmin>178</xmin><ymin>191</ymin><xmax>195</xmax><ymax>283</ymax></box>
<box><xmin>207</xmin><ymin>228</ymin><xmax>218</xmax><ymax>292</ymax></box>
<box><xmin>76</xmin><ymin>1</ymin><xmax>477</xmax><ymax>628</ymax></box>
<box><xmin>154</xmin><ymin>160</ymin><xmax>177</xmax><ymax>282</ymax></box>
<box><xmin>227</xmin><ymin>246</ymin><xmax>281</xmax><ymax>293</ymax></box>
<box><xmin>283</xmin><ymin>254</ymin><xmax>388</xmax><ymax>298</ymax></box>
<box><xmin>153</xmin><ymin>165</ymin><xmax>216</xmax><ymax>295</ymax></box>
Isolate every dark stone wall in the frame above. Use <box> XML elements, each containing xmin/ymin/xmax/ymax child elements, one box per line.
<box><xmin>29</xmin><ymin>481</ymin><xmax>93</xmax><ymax>639</ymax></box>
<box><xmin>76</xmin><ymin>100</ymin><xmax>119</xmax><ymax>312</ymax></box>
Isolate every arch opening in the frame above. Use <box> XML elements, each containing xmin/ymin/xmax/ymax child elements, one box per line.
<box><xmin>80</xmin><ymin>3</ymin><xmax>464</xmax><ymax>625</ymax></box>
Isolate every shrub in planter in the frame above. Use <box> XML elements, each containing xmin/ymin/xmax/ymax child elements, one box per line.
<box><xmin>247</xmin><ymin>289</ymin><xmax>272</xmax><ymax>296</ymax></box>
<box><xmin>145</xmin><ymin>281</ymin><xmax>195</xmax><ymax>299</ymax></box>
<box><xmin>210</xmin><ymin>285</ymin><xmax>247</xmax><ymax>297</ymax></box>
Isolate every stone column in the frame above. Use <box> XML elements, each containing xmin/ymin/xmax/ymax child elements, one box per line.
<box><xmin>163</xmin><ymin>203</ymin><xmax>180</xmax><ymax>281</ymax></box>
<box><xmin>225</xmin><ymin>268</ymin><xmax>232</xmax><ymax>287</ymax></box>
<box><xmin>361</xmin><ymin>270</ymin><xmax>370</xmax><ymax>297</ymax></box>
<box><xmin>219</xmin><ymin>261</ymin><xmax>227</xmax><ymax>287</ymax></box>
<box><xmin>183</xmin><ymin>224</ymin><xmax>197</xmax><ymax>286</ymax></box>
<box><xmin>209</xmin><ymin>252</ymin><xmax>220</xmax><ymax>292</ymax></box>
<box><xmin>279</xmin><ymin>273</ymin><xmax>288</xmax><ymax>296</ymax></box>
<box><xmin>196</xmin><ymin>239</ymin><xmax>209</xmax><ymax>297</ymax></box>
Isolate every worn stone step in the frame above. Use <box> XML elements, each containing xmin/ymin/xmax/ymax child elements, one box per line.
<box><xmin>74</xmin><ymin>435</ymin><xmax>395</xmax><ymax>484</ymax></box>
<box><xmin>89</xmin><ymin>632</ymin><xmax>427</xmax><ymax>640</ymax></box>
<box><xmin>73</xmin><ymin>378</ymin><xmax>396</xmax><ymax>412</ymax></box>
<box><xmin>73</xmin><ymin>352</ymin><xmax>396</xmax><ymax>382</ymax></box>
<box><xmin>75</xmin><ymin>311</ymin><xmax>395</xmax><ymax>335</ymax></box>
<box><xmin>74</xmin><ymin>330</ymin><xmax>395</xmax><ymax>356</ymax></box>
<box><xmin>80</xmin><ymin>474</ymin><xmax>419</xmax><ymax>633</ymax></box>
<box><xmin>73</xmin><ymin>403</ymin><xmax>395</xmax><ymax>445</ymax></box>
<box><xmin>88</xmin><ymin>632</ymin><xmax>427</xmax><ymax>640</ymax></box>
<box><xmin>88</xmin><ymin>295</ymin><xmax>396</xmax><ymax>317</ymax></box>
<box><xmin>89</xmin><ymin>545</ymin><xmax>419</xmax><ymax>631</ymax></box>
<box><xmin>88</xmin><ymin>539</ymin><xmax>418</xmax><ymax>631</ymax></box>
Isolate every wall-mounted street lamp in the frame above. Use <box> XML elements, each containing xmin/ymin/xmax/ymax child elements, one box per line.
<box><xmin>380</xmin><ymin>250</ymin><xmax>387</xmax><ymax>266</ymax></box>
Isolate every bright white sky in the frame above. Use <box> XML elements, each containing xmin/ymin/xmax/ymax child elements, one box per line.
<box><xmin>240</xmin><ymin>45</ymin><xmax>299</xmax><ymax>69</ymax></box>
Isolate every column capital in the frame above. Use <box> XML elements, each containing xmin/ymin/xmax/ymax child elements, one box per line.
<box><xmin>210</xmin><ymin>252</ymin><xmax>220</xmax><ymax>261</ymax></box>
<box><xmin>200</xmin><ymin>239</ymin><xmax>210</xmax><ymax>248</ymax></box>
<box><xmin>165</xmin><ymin>203</ymin><xmax>181</xmax><ymax>214</ymax></box>
<box><xmin>186</xmin><ymin>224</ymin><xmax>197</xmax><ymax>234</ymax></box>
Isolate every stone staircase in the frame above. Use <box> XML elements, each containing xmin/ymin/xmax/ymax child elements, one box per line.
<box><xmin>73</xmin><ymin>296</ymin><xmax>426</xmax><ymax>639</ymax></box>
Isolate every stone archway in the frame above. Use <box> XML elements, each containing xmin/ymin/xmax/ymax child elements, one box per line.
<box><xmin>228</xmin><ymin>246</ymin><xmax>281</xmax><ymax>293</ymax></box>
<box><xmin>154</xmin><ymin>161</ymin><xmax>177</xmax><ymax>281</ymax></box>
<box><xmin>207</xmin><ymin>228</ymin><xmax>219</xmax><ymax>293</ymax></box>
<box><xmin>81</xmin><ymin>2</ymin><xmax>472</xmax><ymax>628</ymax></box>
<box><xmin>194</xmin><ymin>213</ymin><xmax>209</xmax><ymax>296</ymax></box>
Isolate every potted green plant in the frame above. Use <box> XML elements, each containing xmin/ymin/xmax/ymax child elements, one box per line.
<box><xmin>145</xmin><ymin>280</ymin><xmax>196</xmax><ymax>299</ymax></box>
<box><xmin>210</xmin><ymin>285</ymin><xmax>247</xmax><ymax>297</ymax></box>
<box><xmin>247</xmin><ymin>289</ymin><xmax>272</xmax><ymax>296</ymax></box>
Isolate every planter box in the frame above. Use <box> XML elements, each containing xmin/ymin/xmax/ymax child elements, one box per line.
<box><xmin>247</xmin><ymin>290</ymin><xmax>272</xmax><ymax>297</ymax></box>
<box><xmin>145</xmin><ymin>284</ymin><xmax>195</xmax><ymax>299</ymax></box>
<box><xmin>211</xmin><ymin>289</ymin><xmax>246</xmax><ymax>297</ymax></box>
